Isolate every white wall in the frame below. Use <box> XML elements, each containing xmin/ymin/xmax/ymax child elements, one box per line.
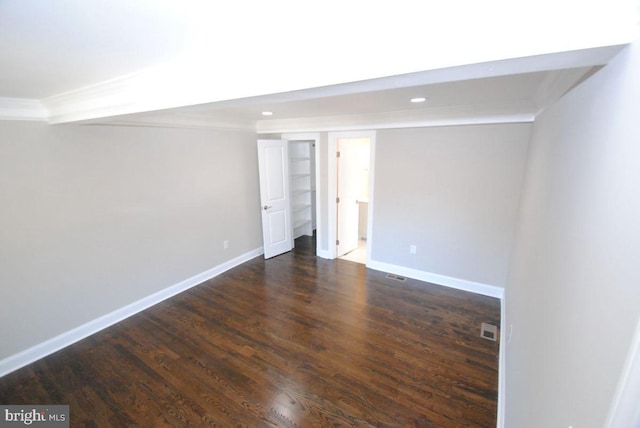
<box><xmin>0</xmin><ymin>121</ymin><xmax>262</xmax><ymax>361</ymax></box>
<box><xmin>371</xmin><ymin>124</ymin><xmax>530</xmax><ymax>288</ymax></box>
<box><xmin>505</xmin><ymin>40</ymin><xmax>640</xmax><ymax>427</ymax></box>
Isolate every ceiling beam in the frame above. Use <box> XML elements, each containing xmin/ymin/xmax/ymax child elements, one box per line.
<box><xmin>43</xmin><ymin>45</ymin><xmax>626</xmax><ymax>125</ymax></box>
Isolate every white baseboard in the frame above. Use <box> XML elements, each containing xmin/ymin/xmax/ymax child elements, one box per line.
<box><xmin>366</xmin><ymin>259</ymin><xmax>504</xmax><ymax>299</ymax></box>
<box><xmin>366</xmin><ymin>258</ymin><xmax>506</xmax><ymax>428</ymax></box>
<box><xmin>316</xmin><ymin>248</ymin><xmax>332</xmax><ymax>259</ymax></box>
<box><xmin>0</xmin><ymin>247</ymin><xmax>264</xmax><ymax>378</ymax></box>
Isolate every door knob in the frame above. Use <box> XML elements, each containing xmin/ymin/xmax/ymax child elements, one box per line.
<box><xmin>263</xmin><ymin>205</ymin><xmax>272</xmax><ymax>210</ymax></box>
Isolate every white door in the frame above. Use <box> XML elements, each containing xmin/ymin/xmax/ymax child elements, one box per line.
<box><xmin>257</xmin><ymin>139</ymin><xmax>293</xmax><ymax>259</ymax></box>
<box><xmin>336</xmin><ymin>139</ymin><xmax>362</xmax><ymax>257</ymax></box>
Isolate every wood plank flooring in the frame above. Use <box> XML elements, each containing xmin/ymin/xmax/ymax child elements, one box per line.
<box><xmin>0</xmin><ymin>236</ymin><xmax>501</xmax><ymax>427</ymax></box>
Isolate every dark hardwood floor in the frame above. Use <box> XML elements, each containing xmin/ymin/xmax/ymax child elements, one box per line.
<box><xmin>0</xmin><ymin>236</ymin><xmax>501</xmax><ymax>427</ymax></box>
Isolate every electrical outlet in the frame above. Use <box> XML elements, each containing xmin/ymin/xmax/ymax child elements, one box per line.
<box><xmin>223</xmin><ymin>240</ymin><xmax>229</xmax><ymax>249</ymax></box>
<box><xmin>410</xmin><ymin>245</ymin><xmax>417</xmax><ymax>254</ymax></box>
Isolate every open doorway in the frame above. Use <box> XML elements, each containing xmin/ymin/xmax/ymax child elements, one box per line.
<box><xmin>288</xmin><ymin>140</ymin><xmax>316</xmax><ymax>240</ymax></box>
<box><xmin>280</xmin><ymin>132</ymin><xmax>321</xmax><ymax>256</ymax></box>
<box><xmin>257</xmin><ymin>136</ymin><xmax>318</xmax><ymax>259</ymax></box>
<box><xmin>328</xmin><ymin>131</ymin><xmax>375</xmax><ymax>265</ymax></box>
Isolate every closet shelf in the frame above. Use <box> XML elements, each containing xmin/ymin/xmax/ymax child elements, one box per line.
<box><xmin>292</xmin><ymin>203</ymin><xmax>312</xmax><ymax>212</ymax></box>
<box><xmin>293</xmin><ymin>218</ymin><xmax>312</xmax><ymax>229</ymax></box>
<box><xmin>289</xmin><ymin>140</ymin><xmax>314</xmax><ymax>238</ymax></box>
<box><xmin>292</xmin><ymin>189</ymin><xmax>311</xmax><ymax>195</ymax></box>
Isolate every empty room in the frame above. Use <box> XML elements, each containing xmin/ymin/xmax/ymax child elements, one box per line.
<box><xmin>1</xmin><ymin>2</ymin><xmax>639</xmax><ymax>427</ymax></box>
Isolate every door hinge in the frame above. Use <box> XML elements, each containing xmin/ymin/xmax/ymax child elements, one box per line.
<box><xmin>336</xmin><ymin>239</ymin><xmax>340</xmax><ymax>245</ymax></box>
<box><xmin>336</xmin><ymin>197</ymin><xmax>340</xmax><ymax>203</ymax></box>
<box><xmin>336</xmin><ymin>151</ymin><xmax>341</xmax><ymax>158</ymax></box>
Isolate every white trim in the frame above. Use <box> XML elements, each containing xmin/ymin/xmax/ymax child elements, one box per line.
<box><xmin>0</xmin><ymin>247</ymin><xmax>263</xmax><ymax>378</ymax></box>
<box><xmin>281</xmin><ymin>133</ymin><xmax>322</xmax><ymax>256</ymax></box>
<box><xmin>497</xmin><ymin>295</ymin><xmax>507</xmax><ymax>428</ymax></box>
<box><xmin>90</xmin><ymin>116</ymin><xmax>256</xmax><ymax>131</ymax></box>
<box><xmin>605</xmin><ymin>316</ymin><xmax>640</xmax><ymax>427</ymax></box>
<box><xmin>257</xmin><ymin>114</ymin><xmax>534</xmax><ymax>134</ymax></box>
<box><xmin>328</xmin><ymin>134</ymin><xmax>337</xmax><ymax>259</ymax></box>
<box><xmin>316</xmin><ymin>249</ymin><xmax>332</xmax><ymax>259</ymax></box>
<box><xmin>365</xmin><ymin>133</ymin><xmax>376</xmax><ymax>266</ymax></box>
<box><xmin>0</xmin><ymin>97</ymin><xmax>49</xmax><ymax>121</ymax></box>
<box><xmin>328</xmin><ymin>130</ymin><xmax>377</xmax><ymax>260</ymax></box>
<box><xmin>314</xmin><ymin>136</ymin><xmax>322</xmax><ymax>255</ymax></box>
<box><xmin>367</xmin><ymin>259</ymin><xmax>504</xmax><ymax>299</ymax></box>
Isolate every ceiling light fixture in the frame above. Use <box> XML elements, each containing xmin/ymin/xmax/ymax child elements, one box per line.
<box><xmin>262</xmin><ymin>111</ymin><xmax>273</xmax><ymax>116</ymax></box>
<box><xmin>410</xmin><ymin>97</ymin><xmax>427</xmax><ymax>103</ymax></box>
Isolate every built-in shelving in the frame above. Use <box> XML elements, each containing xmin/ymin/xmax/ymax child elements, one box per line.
<box><xmin>289</xmin><ymin>140</ymin><xmax>315</xmax><ymax>239</ymax></box>
<box><xmin>293</xmin><ymin>203</ymin><xmax>312</xmax><ymax>210</ymax></box>
<box><xmin>293</xmin><ymin>218</ymin><xmax>312</xmax><ymax>229</ymax></box>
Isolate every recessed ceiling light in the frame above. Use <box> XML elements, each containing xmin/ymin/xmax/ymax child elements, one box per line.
<box><xmin>262</xmin><ymin>111</ymin><xmax>273</xmax><ymax>116</ymax></box>
<box><xmin>410</xmin><ymin>97</ymin><xmax>427</xmax><ymax>103</ymax></box>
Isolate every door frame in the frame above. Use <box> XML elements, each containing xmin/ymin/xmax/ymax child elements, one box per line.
<box><xmin>328</xmin><ymin>130</ymin><xmax>376</xmax><ymax>263</ymax></box>
<box><xmin>281</xmin><ymin>132</ymin><xmax>321</xmax><ymax>255</ymax></box>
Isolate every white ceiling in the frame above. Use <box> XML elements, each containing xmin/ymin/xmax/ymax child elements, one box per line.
<box><xmin>129</xmin><ymin>71</ymin><xmax>577</xmax><ymax>120</ymax></box>
<box><xmin>0</xmin><ymin>0</ymin><xmax>187</xmax><ymax>98</ymax></box>
<box><xmin>99</xmin><ymin>67</ymin><xmax>596</xmax><ymax>132</ymax></box>
<box><xmin>0</xmin><ymin>1</ymin><xmax>637</xmax><ymax>129</ymax></box>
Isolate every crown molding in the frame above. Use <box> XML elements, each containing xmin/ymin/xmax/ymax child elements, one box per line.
<box><xmin>42</xmin><ymin>67</ymin><xmax>173</xmax><ymax>124</ymax></box>
<box><xmin>0</xmin><ymin>97</ymin><xmax>48</xmax><ymax>121</ymax></box>
<box><xmin>89</xmin><ymin>115</ymin><xmax>256</xmax><ymax>131</ymax></box>
<box><xmin>41</xmin><ymin>63</ymin><xmax>234</xmax><ymax>125</ymax></box>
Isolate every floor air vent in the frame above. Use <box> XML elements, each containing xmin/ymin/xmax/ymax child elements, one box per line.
<box><xmin>481</xmin><ymin>323</ymin><xmax>498</xmax><ymax>341</ymax></box>
<box><xmin>386</xmin><ymin>273</ymin><xmax>407</xmax><ymax>282</ymax></box>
